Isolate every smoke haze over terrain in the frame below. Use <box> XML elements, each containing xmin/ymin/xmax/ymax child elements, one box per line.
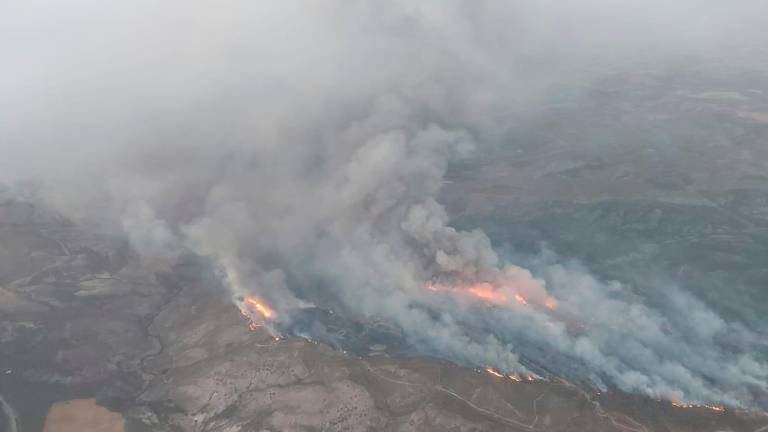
<box><xmin>2</xmin><ymin>1</ymin><xmax>768</xmax><ymax>408</ymax></box>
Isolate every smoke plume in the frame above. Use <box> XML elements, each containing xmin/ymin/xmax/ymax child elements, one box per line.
<box><xmin>2</xmin><ymin>0</ymin><xmax>767</xmax><ymax>407</ymax></box>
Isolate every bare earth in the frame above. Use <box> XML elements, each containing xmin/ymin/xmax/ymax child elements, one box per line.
<box><xmin>43</xmin><ymin>399</ymin><xmax>125</xmax><ymax>432</ymax></box>
<box><xmin>5</xmin><ymin>77</ymin><xmax>768</xmax><ymax>432</ymax></box>
<box><xmin>2</xmin><ymin>190</ymin><xmax>768</xmax><ymax>431</ymax></box>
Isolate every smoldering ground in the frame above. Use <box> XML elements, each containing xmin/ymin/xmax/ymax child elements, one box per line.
<box><xmin>2</xmin><ymin>0</ymin><xmax>767</xmax><ymax>408</ymax></box>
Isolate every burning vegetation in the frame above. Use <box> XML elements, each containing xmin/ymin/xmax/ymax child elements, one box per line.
<box><xmin>671</xmin><ymin>401</ymin><xmax>726</xmax><ymax>413</ymax></box>
<box><xmin>238</xmin><ymin>296</ymin><xmax>275</xmax><ymax>330</ymax></box>
<box><xmin>425</xmin><ymin>280</ymin><xmax>557</xmax><ymax>310</ymax></box>
<box><xmin>485</xmin><ymin>367</ymin><xmax>505</xmax><ymax>378</ymax></box>
<box><xmin>232</xmin><ymin>281</ymin><xmax>741</xmax><ymax>412</ymax></box>
<box><xmin>484</xmin><ymin>368</ymin><xmax>538</xmax><ymax>383</ymax></box>
<box><xmin>244</xmin><ymin>297</ymin><xmax>274</xmax><ymax>319</ymax></box>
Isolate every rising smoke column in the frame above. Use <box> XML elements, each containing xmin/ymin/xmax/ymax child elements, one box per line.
<box><xmin>2</xmin><ymin>0</ymin><xmax>767</xmax><ymax>408</ymax></box>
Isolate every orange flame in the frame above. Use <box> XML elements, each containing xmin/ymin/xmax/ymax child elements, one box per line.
<box><xmin>485</xmin><ymin>368</ymin><xmax>505</xmax><ymax>378</ymax></box>
<box><xmin>424</xmin><ymin>280</ymin><xmax>558</xmax><ymax>312</ymax></box>
<box><xmin>468</xmin><ymin>284</ymin><xmax>508</xmax><ymax>305</ymax></box>
<box><xmin>485</xmin><ymin>368</ymin><xmax>538</xmax><ymax>383</ymax></box>
<box><xmin>426</xmin><ymin>281</ymin><xmax>509</xmax><ymax>305</ymax></box>
<box><xmin>671</xmin><ymin>401</ymin><xmax>725</xmax><ymax>412</ymax></box>
<box><xmin>242</xmin><ymin>296</ymin><xmax>275</xmax><ymax>320</ymax></box>
<box><xmin>513</xmin><ymin>293</ymin><xmax>528</xmax><ymax>305</ymax></box>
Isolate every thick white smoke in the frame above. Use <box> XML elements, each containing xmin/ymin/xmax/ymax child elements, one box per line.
<box><xmin>2</xmin><ymin>0</ymin><xmax>767</xmax><ymax>407</ymax></box>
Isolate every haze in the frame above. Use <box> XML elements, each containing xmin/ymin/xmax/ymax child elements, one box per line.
<box><xmin>2</xmin><ymin>0</ymin><xmax>768</xmax><ymax>419</ymax></box>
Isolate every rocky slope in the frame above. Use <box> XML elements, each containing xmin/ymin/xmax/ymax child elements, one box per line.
<box><xmin>1</xmin><ymin>199</ymin><xmax>767</xmax><ymax>432</ymax></box>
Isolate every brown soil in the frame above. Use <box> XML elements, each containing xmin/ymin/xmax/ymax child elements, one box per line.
<box><xmin>42</xmin><ymin>399</ymin><xmax>125</xmax><ymax>432</ymax></box>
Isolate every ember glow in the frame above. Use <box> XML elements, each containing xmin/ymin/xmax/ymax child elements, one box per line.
<box><xmin>239</xmin><ymin>309</ymin><xmax>261</xmax><ymax>331</ymax></box>
<box><xmin>485</xmin><ymin>368</ymin><xmax>538</xmax><ymax>383</ymax></box>
<box><xmin>424</xmin><ymin>280</ymin><xmax>557</xmax><ymax>311</ymax></box>
<box><xmin>508</xmin><ymin>373</ymin><xmax>523</xmax><ymax>382</ymax></box>
<box><xmin>513</xmin><ymin>293</ymin><xmax>528</xmax><ymax>305</ymax></box>
<box><xmin>485</xmin><ymin>368</ymin><xmax>505</xmax><ymax>378</ymax></box>
<box><xmin>241</xmin><ymin>296</ymin><xmax>275</xmax><ymax>320</ymax></box>
<box><xmin>467</xmin><ymin>284</ymin><xmax>508</xmax><ymax>305</ymax></box>
<box><xmin>425</xmin><ymin>281</ymin><xmax>509</xmax><ymax>305</ymax></box>
<box><xmin>671</xmin><ymin>402</ymin><xmax>726</xmax><ymax>412</ymax></box>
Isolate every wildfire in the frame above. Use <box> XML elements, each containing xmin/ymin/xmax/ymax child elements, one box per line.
<box><xmin>509</xmin><ymin>373</ymin><xmax>537</xmax><ymax>382</ymax></box>
<box><xmin>485</xmin><ymin>368</ymin><xmax>505</xmax><ymax>378</ymax></box>
<box><xmin>467</xmin><ymin>284</ymin><xmax>508</xmax><ymax>305</ymax></box>
<box><xmin>238</xmin><ymin>307</ymin><xmax>260</xmax><ymax>330</ymax></box>
<box><xmin>426</xmin><ymin>281</ymin><xmax>510</xmax><ymax>305</ymax></box>
<box><xmin>244</xmin><ymin>297</ymin><xmax>275</xmax><ymax>319</ymax></box>
<box><xmin>513</xmin><ymin>293</ymin><xmax>528</xmax><ymax>305</ymax></box>
<box><xmin>238</xmin><ymin>297</ymin><xmax>276</xmax><ymax>331</ymax></box>
<box><xmin>671</xmin><ymin>401</ymin><xmax>726</xmax><ymax>412</ymax></box>
<box><xmin>424</xmin><ymin>280</ymin><xmax>557</xmax><ymax>311</ymax></box>
<box><xmin>484</xmin><ymin>367</ymin><xmax>538</xmax><ymax>383</ymax></box>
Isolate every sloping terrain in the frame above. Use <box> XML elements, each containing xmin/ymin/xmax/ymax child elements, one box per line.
<box><xmin>1</xmin><ymin>199</ymin><xmax>767</xmax><ymax>432</ymax></box>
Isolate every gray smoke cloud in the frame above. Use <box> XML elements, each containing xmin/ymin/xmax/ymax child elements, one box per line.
<box><xmin>2</xmin><ymin>0</ymin><xmax>767</xmax><ymax>407</ymax></box>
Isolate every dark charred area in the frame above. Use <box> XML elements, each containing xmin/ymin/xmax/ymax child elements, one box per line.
<box><xmin>0</xmin><ymin>202</ymin><xmax>766</xmax><ymax>432</ymax></box>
